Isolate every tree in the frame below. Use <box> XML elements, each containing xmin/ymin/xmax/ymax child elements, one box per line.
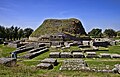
<box><xmin>13</xmin><ymin>26</ymin><xmax>20</xmax><ymax>40</ymax></box>
<box><xmin>18</xmin><ymin>29</ymin><xmax>24</xmax><ymax>40</ymax></box>
<box><xmin>88</xmin><ymin>28</ymin><xmax>103</xmax><ymax>37</ymax></box>
<box><xmin>103</xmin><ymin>29</ymin><xmax>117</xmax><ymax>38</ymax></box>
<box><xmin>24</xmin><ymin>28</ymin><xmax>33</xmax><ymax>38</ymax></box>
<box><xmin>117</xmin><ymin>31</ymin><xmax>120</xmax><ymax>37</ymax></box>
<box><xmin>9</xmin><ymin>26</ymin><xmax>15</xmax><ymax>40</ymax></box>
<box><xmin>0</xmin><ymin>25</ymin><xmax>34</xmax><ymax>41</ymax></box>
<box><xmin>5</xmin><ymin>27</ymin><xmax>10</xmax><ymax>40</ymax></box>
<box><xmin>0</xmin><ymin>25</ymin><xmax>6</xmax><ymax>40</ymax></box>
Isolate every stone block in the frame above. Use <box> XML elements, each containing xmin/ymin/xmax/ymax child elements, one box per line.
<box><xmin>36</xmin><ymin>63</ymin><xmax>53</xmax><ymax>69</ymax></box>
<box><xmin>49</xmin><ymin>52</ymin><xmax>61</xmax><ymax>58</ymax></box>
<box><xmin>0</xmin><ymin>58</ymin><xmax>16</xmax><ymax>67</ymax></box>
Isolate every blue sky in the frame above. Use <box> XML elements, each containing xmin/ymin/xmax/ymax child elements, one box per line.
<box><xmin>0</xmin><ymin>0</ymin><xmax>120</xmax><ymax>32</ymax></box>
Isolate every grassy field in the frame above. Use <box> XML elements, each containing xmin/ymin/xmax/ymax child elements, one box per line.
<box><xmin>0</xmin><ymin>44</ymin><xmax>120</xmax><ymax>77</ymax></box>
<box><xmin>0</xmin><ymin>45</ymin><xmax>16</xmax><ymax>57</ymax></box>
<box><xmin>109</xmin><ymin>45</ymin><xmax>120</xmax><ymax>54</ymax></box>
<box><xmin>96</xmin><ymin>45</ymin><xmax>120</xmax><ymax>55</ymax></box>
<box><xmin>87</xmin><ymin>60</ymin><xmax>120</xmax><ymax>69</ymax></box>
<box><xmin>1</xmin><ymin>63</ymin><xmax>120</xmax><ymax>77</ymax></box>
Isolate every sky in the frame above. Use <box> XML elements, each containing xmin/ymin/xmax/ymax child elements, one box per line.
<box><xmin>0</xmin><ymin>0</ymin><xmax>120</xmax><ymax>33</ymax></box>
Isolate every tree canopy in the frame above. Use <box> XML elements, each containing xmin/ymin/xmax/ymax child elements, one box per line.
<box><xmin>103</xmin><ymin>29</ymin><xmax>117</xmax><ymax>38</ymax></box>
<box><xmin>117</xmin><ymin>31</ymin><xmax>120</xmax><ymax>37</ymax></box>
<box><xmin>0</xmin><ymin>25</ymin><xmax>33</xmax><ymax>41</ymax></box>
<box><xmin>24</xmin><ymin>28</ymin><xmax>33</xmax><ymax>38</ymax></box>
<box><xmin>88</xmin><ymin>28</ymin><xmax>103</xmax><ymax>37</ymax></box>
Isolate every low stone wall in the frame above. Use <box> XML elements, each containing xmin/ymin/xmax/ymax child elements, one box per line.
<box><xmin>49</xmin><ymin>52</ymin><xmax>120</xmax><ymax>58</ymax></box>
<box><xmin>111</xmin><ymin>54</ymin><xmax>120</xmax><ymax>58</ymax></box>
<box><xmin>0</xmin><ymin>58</ymin><xmax>16</xmax><ymax>67</ymax></box>
<box><xmin>100</xmin><ymin>53</ymin><xmax>111</xmax><ymax>58</ymax></box>
<box><xmin>60</xmin><ymin>59</ymin><xmax>89</xmax><ymax>71</ymax></box>
<box><xmin>41</xmin><ymin>58</ymin><xmax>58</xmax><ymax>66</ymax></box>
<box><xmin>13</xmin><ymin>46</ymin><xmax>34</xmax><ymax>54</ymax></box>
<box><xmin>23</xmin><ymin>48</ymin><xmax>49</xmax><ymax>59</ymax></box>
<box><xmin>49</xmin><ymin>52</ymin><xmax>61</xmax><ymax>58</ymax></box>
<box><xmin>73</xmin><ymin>52</ymin><xmax>85</xmax><ymax>58</ymax></box>
<box><xmin>29</xmin><ymin>37</ymin><xmax>39</xmax><ymax>41</ymax></box>
<box><xmin>60</xmin><ymin>52</ymin><xmax>72</xmax><ymax>58</ymax></box>
<box><xmin>60</xmin><ymin>59</ymin><xmax>120</xmax><ymax>74</ymax></box>
<box><xmin>28</xmin><ymin>46</ymin><xmax>46</xmax><ymax>53</ymax></box>
<box><xmin>8</xmin><ymin>43</ymin><xmax>20</xmax><ymax>48</ymax></box>
<box><xmin>36</xmin><ymin>63</ymin><xmax>53</xmax><ymax>69</ymax></box>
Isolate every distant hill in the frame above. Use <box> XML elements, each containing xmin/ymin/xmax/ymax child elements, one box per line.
<box><xmin>30</xmin><ymin>18</ymin><xmax>86</xmax><ymax>37</ymax></box>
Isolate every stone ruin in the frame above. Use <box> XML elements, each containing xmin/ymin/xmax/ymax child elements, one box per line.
<box><xmin>59</xmin><ymin>59</ymin><xmax>89</xmax><ymax>71</ymax></box>
<box><xmin>111</xmin><ymin>54</ymin><xmax>120</xmax><ymax>58</ymax></box>
<box><xmin>49</xmin><ymin>52</ymin><xmax>61</xmax><ymax>58</ymax></box>
<box><xmin>60</xmin><ymin>52</ymin><xmax>72</xmax><ymax>58</ymax></box>
<box><xmin>40</xmin><ymin>58</ymin><xmax>58</xmax><ymax>66</ymax></box>
<box><xmin>11</xmin><ymin>43</ymin><xmax>49</xmax><ymax>59</ymax></box>
<box><xmin>13</xmin><ymin>46</ymin><xmax>34</xmax><ymax>54</ymax></box>
<box><xmin>86</xmin><ymin>52</ymin><xmax>99</xmax><ymax>58</ymax></box>
<box><xmin>36</xmin><ymin>63</ymin><xmax>53</xmax><ymax>70</ymax></box>
<box><xmin>22</xmin><ymin>48</ymin><xmax>48</xmax><ymax>59</ymax></box>
<box><xmin>0</xmin><ymin>58</ymin><xmax>16</xmax><ymax>67</ymax></box>
<box><xmin>59</xmin><ymin>59</ymin><xmax>120</xmax><ymax>74</ymax></box>
<box><xmin>100</xmin><ymin>53</ymin><xmax>111</xmax><ymax>58</ymax></box>
<box><xmin>37</xmin><ymin>58</ymin><xmax>58</xmax><ymax>69</ymax></box>
<box><xmin>72</xmin><ymin>52</ymin><xmax>85</xmax><ymax>58</ymax></box>
<box><xmin>49</xmin><ymin>51</ymin><xmax>120</xmax><ymax>59</ymax></box>
<box><xmin>112</xmin><ymin>64</ymin><xmax>120</xmax><ymax>74</ymax></box>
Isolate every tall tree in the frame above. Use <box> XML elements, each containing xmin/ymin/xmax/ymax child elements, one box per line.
<box><xmin>0</xmin><ymin>25</ymin><xmax>6</xmax><ymax>40</ymax></box>
<box><xmin>117</xmin><ymin>31</ymin><xmax>120</xmax><ymax>37</ymax></box>
<box><xmin>103</xmin><ymin>29</ymin><xmax>117</xmax><ymax>38</ymax></box>
<box><xmin>0</xmin><ymin>25</ymin><xmax>3</xmax><ymax>38</ymax></box>
<box><xmin>5</xmin><ymin>27</ymin><xmax>10</xmax><ymax>40</ymax></box>
<box><xmin>9</xmin><ymin>26</ymin><xmax>14</xmax><ymax>40</ymax></box>
<box><xmin>24</xmin><ymin>28</ymin><xmax>33</xmax><ymax>38</ymax></box>
<box><xmin>0</xmin><ymin>25</ymin><xmax>34</xmax><ymax>41</ymax></box>
<box><xmin>13</xmin><ymin>26</ymin><xmax>20</xmax><ymax>40</ymax></box>
<box><xmin>88</xmin><ymin>28</ymin><xmax>103</xmax><ymax>37</ymax></box>
<box><xmin>18</xmin><ymin>29</ymin><xmax>24</xmax><ymax>40</ymax></box>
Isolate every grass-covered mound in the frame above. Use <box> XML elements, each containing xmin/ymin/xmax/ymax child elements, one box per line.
<box><xmin>30</xmin><ymin>18</ymin><xmax>86</xmax><ymax>37</ymax></box>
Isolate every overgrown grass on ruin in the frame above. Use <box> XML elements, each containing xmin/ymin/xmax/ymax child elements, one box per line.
<box><xmin>0</xmin><ymin>44</ymin><xmax>120</xmax><ymax>77</ymax></box>
<box><xmin>87</xmin><ymin>60</ymin><xmax>120</xmax><ymax>70</ymax></box>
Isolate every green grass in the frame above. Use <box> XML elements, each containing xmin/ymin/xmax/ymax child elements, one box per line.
<box><xmin>0</xmin><ymin>44</ymin><xmax>120</xmax><ymax>77</ymax></box>
<box><xmin>98</xmin><ymin>47</ymin><xmax>109</xmax><ymax>51</ymax></box>
<box><xmin>0</xmin><ymin>44</ymin><xmax>16</xmax><ymax>57</ymax></box>
<box><xmin>69</xmin><ymin>46</ymin><xmax>81</xmax><ymax>51</ymax></box>
<box><xmin>19</xmin><ymin>60</ymin><xmax>40</xmax><ymax>66</ymax></box>
<box><xmin>0</xmin><ymin>64</ymin><xmax>38</xmax><ymax>77</ymax></box>
<box><xmin>1</xmin><ymin>63</ymin><xmax>120</xmax><ymax>77</ymax></box>
<box><xmin>113</xmin><ymin>37</ymin><xmax>120</xmax><ymax>40</ymax></box>
<box><xmin>86</xmin><ymin>60</ymin><xmax>120</xmax><ymax>70</ymax></box>
<box><xmin>96</xmin><ymin>45</ymin><xmax>120</xmax><ymax>54</ymax></box>
<box><xmin>17</xmin><ymin>51</ymin><xmax>28</xmax><ymax>57</ymax></box>
<box><xmin>109</xmin><ymin>45</ymin><xmax>120</xmax><ymax>54</ymax></box>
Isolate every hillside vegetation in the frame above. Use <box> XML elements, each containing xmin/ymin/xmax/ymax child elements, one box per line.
<box><xmin>30</xmin><ymin>18</ymin><xmax>86</xmax><ymax>37</ymax></box>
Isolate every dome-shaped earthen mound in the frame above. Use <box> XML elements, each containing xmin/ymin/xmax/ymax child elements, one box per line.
<box><xmin>30</xmin><ymin>18</ymin><xmax>86</xmax><ymax>37</ymax></box>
